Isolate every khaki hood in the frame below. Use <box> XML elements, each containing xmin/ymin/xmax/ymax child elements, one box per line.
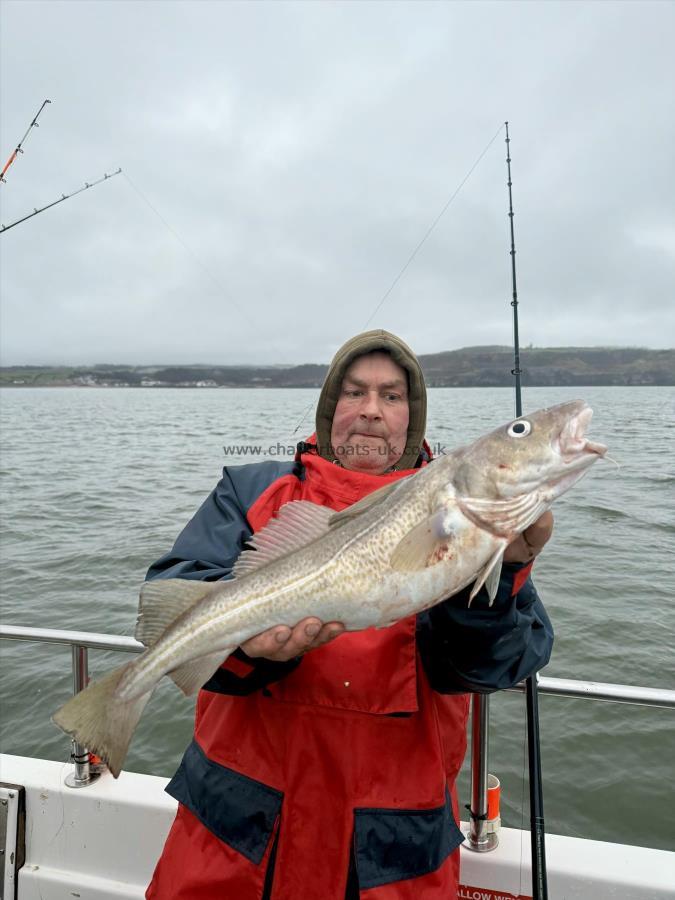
<box><xmin>315</xmin><ymin>329</ymin><xmax>427</xmax><ymax>471</ymax></box>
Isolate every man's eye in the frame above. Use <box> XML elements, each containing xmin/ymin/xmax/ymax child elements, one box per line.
<box><xmin>345</xmin><ymin>389</ymin><xmax>363</xmax><ymax>397</ymax></box>
<box><xmin>385</xmin><ymin>393</ymin><xmax>401</xmax><ymax>402</ymax></box>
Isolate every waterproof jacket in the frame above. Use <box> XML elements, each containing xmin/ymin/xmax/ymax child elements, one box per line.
<box><xmin>145</xmin><ymin>444</ymin><xmax>553</xmax><ymax>900</ymax></box>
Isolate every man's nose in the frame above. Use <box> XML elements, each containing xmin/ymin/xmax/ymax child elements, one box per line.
<box><xmin>360</xmin><ymin>390</ymin><xmax>382</xmax><ymax>419</ymax></box>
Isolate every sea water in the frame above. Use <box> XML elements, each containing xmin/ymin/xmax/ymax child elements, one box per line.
<box><xmin>1</xmin><ymin>385</ymin><xmax>673</xmax><ymax>850</ymax></box>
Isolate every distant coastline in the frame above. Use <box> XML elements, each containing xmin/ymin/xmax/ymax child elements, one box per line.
<box><xmin>2</xmin><ymin>346</ymin><xmax>674</xmax><ymax>388</ymax></box>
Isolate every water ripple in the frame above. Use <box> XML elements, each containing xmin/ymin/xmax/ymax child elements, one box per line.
<box><xmin>1</xmin><ymin>385</ymin><xmax>673</xmax><ymax>851</ymax></box>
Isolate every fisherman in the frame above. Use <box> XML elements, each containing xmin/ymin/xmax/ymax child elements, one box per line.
<box><xmin>145</xmin><ymin>330</ymin><xmax>554</xmax><ymax>900</ymax></box>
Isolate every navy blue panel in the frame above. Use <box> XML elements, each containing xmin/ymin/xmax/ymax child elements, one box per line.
<box><xmin>416</xmin><ymin>562</ymin><xmax>554</xmax><ymax>694</ymax></box>
<box><xmin>202</xmin><ymin>649</ymin><xmax>302</xmax><ymax>695</ymax></box>
<box><xmin>227</xmin><ymin>460</ymin><xmax>297</xmax><ymax>512</ymax></box>
<box><xmin>166</xmin><ymin>740</ymin><xmax>283</xmax><ymax>865</ymax></box>
<box><xmin>353</xmin><ymin>789</ymin><xmax>464</xmax><ymax>889</ymax></box>
<box><xmin>145</xmin><ymin>461</ymin><xmax>296</xmax><ymax>583</ymax></box>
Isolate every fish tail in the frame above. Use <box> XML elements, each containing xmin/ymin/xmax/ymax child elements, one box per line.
<box><xmin>52</xmin><ymin>662</ymin><xmax>153</xmax><ymax>779</ymax></box>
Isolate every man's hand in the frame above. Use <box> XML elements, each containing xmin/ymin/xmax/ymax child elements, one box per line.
<box><xmin>241</xmin><ymin>617</ymin><xmax>346</xmax><ymax>662</ymax></box>
<box><xmin>503</xmin><ymin>511</ymin><xmax>554</xmax><ymax>564</ymax></box>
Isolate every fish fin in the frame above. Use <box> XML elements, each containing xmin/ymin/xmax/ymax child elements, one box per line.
<box><xmin>329</xmin><ymin>479</ymin><xmax>406</xmax><ymax>527</ymax></box>
<box><xmin>468</xmin><ymin>544</ymin><xmax>507</xmax><ymax>607</ymax></box>
<box><xmin>52</xmin><ymin>663</ymin><xmax>153</xmax><ymax>779</ymax></box>
<box><xmin>169</xmin><ymin>649</ymin><xmax>234</xmax><ymax>696</ymax></box>
<box><xmin>232</xmin><ymin>500</ymin><xmax>333</xmax><ymax>577</ymax></box>
<box><xmin>460</xmin><ymin>493</ymin><xmax>546</xmax><ymax>537</ymax></box>
<box><xmin>136</xmin><ymin>579</ymin><xmax>218</xmax><ymax>648</ymax></box>
<box><xmin>389</xmin><ymin>511</ymin><xmax>454</xmax><ymax>571</ymax></box>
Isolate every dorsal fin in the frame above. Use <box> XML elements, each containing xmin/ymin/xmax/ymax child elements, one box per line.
<box><xmin>232</xmin><ymin>500</ymin><xmax>334</xmax><ymax>577</ymax></box>
<box><xmin>328</xmin><ymin>478</ymin><xmax>406</xmax><ymax>527</ymax></box>
<box><xmin>136</xmin><ymin>579</ymin><xmax>218</xmax><ymax>648</ymax></box>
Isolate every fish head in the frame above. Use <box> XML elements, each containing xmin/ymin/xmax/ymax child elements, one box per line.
<box><xmin>452</xmin><ymin>399</ymin><xmax>607</xmax><ymax>511</ymax></box>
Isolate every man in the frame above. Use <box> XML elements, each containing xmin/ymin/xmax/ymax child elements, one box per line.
<box><xmin>145</xmin><ymin>330</ymin><xmax>554</xmax><ymax>900</ymax></box>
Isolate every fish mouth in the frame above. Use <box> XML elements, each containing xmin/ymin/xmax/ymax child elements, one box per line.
<box><xmin>544</xmin><ymin>403</ymin><xmax>607</xmax><ymax>499</ymax></box>
<box><xmin>554</xmin><ymin>403</ymin><xmax>607</xmax><ymax>464</ymax></box>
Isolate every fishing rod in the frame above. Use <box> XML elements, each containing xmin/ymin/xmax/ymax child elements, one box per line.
<box><xmin>1</xmin><ymin>99</ymin><xmax>52</xmax><ymax>184</ymax></box>
<box><xmin>505</xmin><ymin>120</ymin><xmax>548</xmax><ymax>900</ymax></box>
<box><xmin>0</xmin><ymin>168</ymin><xmax>122</xmax><ymax>234</ymax></box>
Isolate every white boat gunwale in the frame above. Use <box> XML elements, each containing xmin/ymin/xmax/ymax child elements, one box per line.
<box><xmin>1</xmin><ymin>624</ymin><xmax>674</xmax><ymax>899</ymax></box>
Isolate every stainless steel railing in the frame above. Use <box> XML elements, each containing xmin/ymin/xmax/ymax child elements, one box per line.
<box><xmin>464</xmin><ymin>675</ymin><xmax>675</xmax><ymax>852</ymax></box>
<box><xmin>0</xmin><ymin>625</ymin><xmax>144</xmax><ymax>653</ymax></box>
<box><xmin>2</xmin><ymin>624</ymin><xmax>674</xmax><ymax>821</ymax></box>
<box><xmin>4</xmin><ymin>624</ymin><xmax>673</xmax><ymax>707</ymax></box>
<box><xmin>509</xmin><ymin>674</ymin><xmax>675</xmax><ymax>707</ymax></box>
<box><xmin>1</xmin><ymin>626</ymin><xmax>143</xmax><ymax>788</ymax></box>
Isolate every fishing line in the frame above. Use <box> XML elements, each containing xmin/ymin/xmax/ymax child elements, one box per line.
<box><xmin>293</xmin><ymin>122</ymin><xmax>507</xmax><ymax>438</ymax></box>
<box><xmin>362</xmin><ymin>122</ymin><xmax>505</xmax><ymax>329</ymax></box>
<box><xmin>122</xmin><ymin>171</ymin><xmax>256</xmax><ymax>329</ymax></box>
<box><xmin>291</xmin><ymin>401</ymin><xmax>318</xmax><ymax>437</ymax></box>
<box><xmin>1</xmin><ymin>99</ymin><xmax>51</xmax><ymax>184</ymax></box>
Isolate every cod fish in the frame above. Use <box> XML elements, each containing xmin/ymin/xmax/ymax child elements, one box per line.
<box><xmin>53</xmin><ymin>399</ymin><xmax>606</xmax><ymax>777</ymax></box>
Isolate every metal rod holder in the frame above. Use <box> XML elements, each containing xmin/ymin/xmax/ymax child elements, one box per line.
<box><xmin>465</xmin><ymin>694</ymin><xmax>498</xmax><ymax>852</ymax></box>
<box><xmin>64</xmin><ymin>644</ymin><xmax>100</xmax><ymax>788</ymax></box>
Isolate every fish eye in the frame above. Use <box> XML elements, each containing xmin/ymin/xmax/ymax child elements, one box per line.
<box><xmin>507</xmin><ymin>420</ymin><xmax>532</xmax><ymax>437</ymax></box>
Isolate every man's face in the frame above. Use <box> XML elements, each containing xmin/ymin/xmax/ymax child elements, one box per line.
<box><xmin>330</xmin><ymin>352</ymin><xmax>410</xmax><ymax>474</ymax></box>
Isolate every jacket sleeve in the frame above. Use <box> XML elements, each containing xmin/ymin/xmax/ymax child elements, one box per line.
<box><xmin>416</xmin><ymin>562</ymin><xmax>553</xmax><ymax>694</ymax></box>
<box><xmin>145</xmin><ymin>466</ymin><xmax>301</xmax><ymax>693</ymax></box>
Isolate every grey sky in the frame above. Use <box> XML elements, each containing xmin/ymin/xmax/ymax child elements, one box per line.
<box><xmin>1</xmin><ymin>0</ymin><xmax>673</xmax><ymax>366</ymax></box>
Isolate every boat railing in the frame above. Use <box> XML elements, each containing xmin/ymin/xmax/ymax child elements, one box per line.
<box><xmin>2</xmin><ymin>623</ymin><xmax>674</xmax><ymax>842</ymax></box>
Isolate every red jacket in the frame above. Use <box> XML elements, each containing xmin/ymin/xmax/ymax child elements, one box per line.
<box><xmin>146</xmin><ymin>444</ymin><xmax>552</xmax><ymax>899</ymax></box>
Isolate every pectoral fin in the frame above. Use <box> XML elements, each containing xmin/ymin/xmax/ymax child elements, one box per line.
<box><xmin>389</xmin><ymin>511</ymin><xmax>456</xmax><ymax>571</ymax></box>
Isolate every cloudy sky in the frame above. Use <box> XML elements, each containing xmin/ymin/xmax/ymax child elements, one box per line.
<box><xmin>1</xmin><ymin>0</ymin><xmax>673</xmax><ymax>366</ymax></box>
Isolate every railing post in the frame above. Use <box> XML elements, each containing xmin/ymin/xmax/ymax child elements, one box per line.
<box><xmin>465</xmin><ymin>693</ymin><xmax>498</xmax><ymax>851</ymax></box>
<box><xmin>64</xmin><ymin>643</ymin><xmax>100</xmax><ymax>788</ymax></box>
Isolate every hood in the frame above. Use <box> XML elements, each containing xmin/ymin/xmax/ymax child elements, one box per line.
<box><xmin>315</xmin><ymin>329</ymin><xmax>427</xmax><ymax>471</ymax></box>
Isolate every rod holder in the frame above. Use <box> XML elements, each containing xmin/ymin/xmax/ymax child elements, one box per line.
<box><xmin>465</xmin><ymin>693</ymin><xmax>498</xmax><ymax>852</ymax></box>
<box><xmin>64</xmin><ymin>644</ymin><xmax>100</xmax><ymax>788</ymax></box>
